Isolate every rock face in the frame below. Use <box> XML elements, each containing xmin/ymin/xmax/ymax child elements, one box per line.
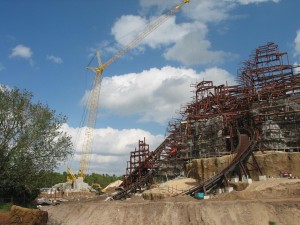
<box><xmin>252</xmin><ymin>152</ymin><xmax>300</xmax><ymax>179</ymax></box>
<box><xmin>186</xmin><ymin>155</ymin><xmax>233</xmax><ymax>180</ymax></box>
<box><xmin>186</xmin><ymin>152</ymin><xmax>300</xmax><ymax>181</ymax></box>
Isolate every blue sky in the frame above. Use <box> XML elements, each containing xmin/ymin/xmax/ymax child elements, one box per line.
<box><xmin>1</xmin><ymin>0</ymin><xmax>300</xmax><ymax>176</ymax></box>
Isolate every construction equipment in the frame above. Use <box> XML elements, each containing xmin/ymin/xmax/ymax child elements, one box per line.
<box><xmin>71</xmin><ymin>0</ymin><xmax>190</xmax><ymax>180</ymax></box>
<box><xmin>66</xmin><ymin>166</ymin><xmax>77</xmax><ymax>188</ymax></box>
<box><xmin>91</xmin><ymin>183</ymin><xmax>102</xmax><ymax>193</ymax></box>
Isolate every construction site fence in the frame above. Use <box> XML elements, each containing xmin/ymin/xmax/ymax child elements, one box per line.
<box><xmin>166</xmin><ymin>185</ymin><xmax>184</xmax><ymax>195</ymax></box>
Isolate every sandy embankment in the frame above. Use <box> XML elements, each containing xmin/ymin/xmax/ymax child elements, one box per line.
<box><xmin>45</xmin><ymin>178</ymin><xmax>300</xmax><ymax>225</ymax></box>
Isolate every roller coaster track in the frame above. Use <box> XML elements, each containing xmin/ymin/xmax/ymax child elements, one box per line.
<box><xmin>112</xmin><ymin>135</ymin><xmax>171</xmax><ymax>200</ymax></box>
<box><xmin>112</xmin><ymin>129</ymin><xmax>259</xmax><ymax>200</ymax></box>
<box><xmin>180</xmin><ymin>129</ymin><xmax>258</xmax><ymax>196</ymax></box>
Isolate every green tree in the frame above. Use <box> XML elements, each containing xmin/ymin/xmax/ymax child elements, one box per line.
<box><xmin>84</xmin><ymin>173</ymin><xmax>122</xmax><ymax>189</ymax></box>
<box><xmin>0</xmin><ymin>86</ymin><xmax>73</xmax><ymax>205</ymax></box>
<box><xmin>36</xmin><ymin>171</ymin><xmax>68</xmax><ymax>188</ymax></box>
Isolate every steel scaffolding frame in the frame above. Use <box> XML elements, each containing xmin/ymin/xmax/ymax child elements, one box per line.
<box><xmin>117</xmin><ymin>42</ymin><xmax>300</xmax><ymax>197</ymax></box>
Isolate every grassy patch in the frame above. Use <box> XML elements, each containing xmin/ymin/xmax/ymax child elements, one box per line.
<box><xmin>0</xmin><ymin>202</ymin><xmax>13</xmax><ymax>212</ymax></box>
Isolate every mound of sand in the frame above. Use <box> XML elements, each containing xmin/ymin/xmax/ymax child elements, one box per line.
<box><xmin>103</xmin><ymin>180</ymin><xmax>122</xmax><ymax>191</ymax></box>
<box><xmin>143</xmin><ymin>177</ymin><xmax>198</xmax><ymax>200</ymax></box>
<box><xmin>213</xmin><ymin>178</ymin><xmax>300</xmax><ymax>201</ymax></box>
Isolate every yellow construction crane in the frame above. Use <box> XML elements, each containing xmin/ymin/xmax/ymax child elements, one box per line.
<box><xmin>73</xmin><ymin>0</ymin><xmax>190</xmax><ymax>179</ymax></box>
<box><xmin>66</xmin><ymin>166</ymin><xmax>78</xmax><ymax>188</ymax></box>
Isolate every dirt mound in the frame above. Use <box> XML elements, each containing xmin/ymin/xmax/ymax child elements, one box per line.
<box><xmin>143</xmin><ymin>178</ymin><xmax>198</xmax><ymax>200</ymax></box>
<box><xmin>0</xmin><ymin>212</ymin><xmax>10</xmax><ymax>225</ymax></box>
<box><xmin>231</xmin><ymin>182</ymin><xmax>249</xmax><ymax>191</ymax></box>
<box><xmin>0</xmin><ymin>205</ymin><xmax>48</xmax><ymax>225</ymax></box>
<box><xmin>213</xmin><ymin>178</ymin><xmax>300</xmax><ymax>201</ymax></box>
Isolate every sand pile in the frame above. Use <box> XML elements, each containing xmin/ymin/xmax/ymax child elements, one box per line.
<box><xmin>214</xmin><ymin>178</ymin><xmax>300</xmax><ymax>201</ymax></box>
<box><xmin>142</xmin><ymin>178</ymin><xmax>198</xmax><ymax>200</ymax></box>
<box><xmin>102</xmin><ymin>180</ymin><xmax>123</xmax><ymax>194</ymax></box>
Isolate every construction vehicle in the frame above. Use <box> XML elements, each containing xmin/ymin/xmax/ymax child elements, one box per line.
<box><xmin>91</xmin><ymin>183</ymin><xmax>106</xmax><ymax>194</ymax></box>
<box><xmin>68</xmin><ymin>0</ymin><xmax>190</xmax><ymax>183</ymax></box>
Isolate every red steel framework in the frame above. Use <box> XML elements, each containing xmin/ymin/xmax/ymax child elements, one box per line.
<box><xmin>116</xmin><ymin>42</ymin><xmax>300</xmax><ymax>198</ymax></box>
<box><xmin>122</xmin><ymin>138</ymin><xmax>151</xmax><ymax>190</ymax></box>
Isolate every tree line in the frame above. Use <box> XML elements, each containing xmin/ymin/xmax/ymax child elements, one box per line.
<box><xmin>39</xmin><ymin>171</ymin><xmax>122</xmax><ymax>189</ymax></box>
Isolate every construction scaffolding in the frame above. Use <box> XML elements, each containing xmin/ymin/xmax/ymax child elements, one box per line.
<box><xmin>174</xmin><ymin>42</ymin><xmax>300</xmax><ymax>158</ymax></box>
<box><xmin>239</xmin><ymin>42</ymin><xmax>300</xmax><ymax>151</ymax></box>
<box><xmin>116</xmin><ymin>42</ymin><xmax>300</xmax><ymax>198</ymax></box>
<box><xmin>122</xmin><ymin>138</ymin><xmax>151</xmax><ymax>191</ymax></box>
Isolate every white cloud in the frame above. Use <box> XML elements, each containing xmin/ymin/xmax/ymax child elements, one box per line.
<box><xmin>115</xmin><ymin>0</ymin><xmax>278</xmax><ymax>66</ymax></box>
<box><xmin>108</xmin><ymin>0</ymin><xmax>249</xmax><ymax>66</ymax></box>
<box><xmin>82</xmin><ymin>66</ymin><xmax>235</xmax><ymax>124</ymax></box>
<box><xmin>294</xmin><ymin>29</ymin><xmax>300</xmax><ymax>57</ymax></box>
<box><xmin>0</xmin><ymin>84</ymin><xmax>11</xmax><ymax>91</ymax></box>
<box><xmin>61</xmin><ymin>123</ymin><xmax>164</xmax><ymax>175</ymax></box>
<box><xmin>236</xmin><ymin>0</ymin><xmax>280</xmax><ymax>5</ymax></box>
<box><xmin>138</xmin><ymin>0</ymin><xmax>230</xmax><ymax>23</ymax></box>
<box><xmin>293</xmin><ymin>63</ymin><xmax>300</xmax><ymax>74</ymax></box>
<box><xmin>111</xmin><ymin>15</ymin><xmax>202</xmax><ymax>50</ymax></box>
<box><xmin>110</xmin><ymin>11</ymin><xmax>233</xmax><ymax>65</ymax></box>
<box><xmin>164</xmin><ymin>31</ymin><xmax>237</xmax><ymax>65</ymax></box>
<box><xmin>47</xmin><ymin>55</ymin><xmax>63</xmax><ymax>64</ymax></box>
<box><xmin>186</xmin><ymin>0</ymin><xmax>233</xmax><ymax>23</ymax></box>
<box><xmin>138</xmin><ymin>0</ymin><xmax>280</xmax><ymax>25</ymax></box>
<box><xmin>9</xmin><ymin>44</ymin><xmax>33</xmax><ymax>59</ymax></box>
<box><xmin>111</xmin><ymin>15</ymin><xmax>148</xmax><ymax>48</ymax></box>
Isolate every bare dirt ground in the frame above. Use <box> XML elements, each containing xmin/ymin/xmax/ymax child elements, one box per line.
<box><xmin>43</xmin><ymin>178</ymin><xmax>300</xmax><ymax>225</ymax></box>
<box><xmin>0</xmin><ymin>212</ymin><xmax>10</xmax><ymax>225</ymax></box>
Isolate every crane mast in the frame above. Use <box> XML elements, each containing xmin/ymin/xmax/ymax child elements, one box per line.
<box><xmin>78</xmin><ymin>52</ymin><xmax>103</xmax><ymax>178</ymax></box>
<box><xmin>76</xmin><ymin>0</ymin><xmax>190</xmax><ymax>178</ymax></box>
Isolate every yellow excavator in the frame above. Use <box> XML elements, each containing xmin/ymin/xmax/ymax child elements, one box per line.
<box><xmin>91</xmin><ymin>183</ymin><xmax>103</xmax><ymax>193</ymax></box>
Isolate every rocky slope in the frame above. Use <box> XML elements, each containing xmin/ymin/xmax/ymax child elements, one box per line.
<box><xmin>186</xmin><ymin>152</ymin><xmax>300</xmax><ymax>180</ymax></box>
